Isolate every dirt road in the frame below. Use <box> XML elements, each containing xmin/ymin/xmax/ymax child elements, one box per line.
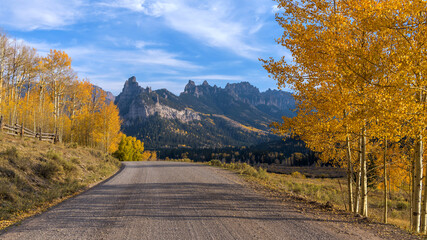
<box><xmin>0</xmin><ymin>161</ymin><xmax>411</xmax><ymax>239</ymax></box>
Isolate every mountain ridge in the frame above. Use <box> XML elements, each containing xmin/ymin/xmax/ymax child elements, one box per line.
<box><xmin>114</xmin><ymin>76</ymin><xmax>296</xmax><ymax>149</ymax></box>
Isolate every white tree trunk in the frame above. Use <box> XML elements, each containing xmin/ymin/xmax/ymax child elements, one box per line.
<box><xmin>354</xmin><ymin>136</ymin><xmax>362</xmax><ymax>213</ymax></box>
<box><xmin>383</xmin><ymin>137</ymin><xmax>388</xmax><ymax>223</ymax></box>
<box><xmin>360</xmin><ymin>127</ymin><xmax>368</xmax><ymax>217</ymax></box>
<box><xmin>346</xmin><ymin>134</ymin><xmax>354</xmax><ymax>212</ymax></box>
<box><xmin>413</xmin><ymin>135</ymin><xmax>423</xmax><ymax>232</ymax></box>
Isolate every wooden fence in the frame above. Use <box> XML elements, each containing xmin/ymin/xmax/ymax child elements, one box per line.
<box><xmin>0</xmin><ymin>117</ymin><xmax>58</xmax><ymax>143</ymax></box>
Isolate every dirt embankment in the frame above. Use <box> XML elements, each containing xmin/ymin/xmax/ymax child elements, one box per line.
<box><xmin>0</xmin><ymin>133</ymin><xmax>121</xmax><ymax>230</ymax></box>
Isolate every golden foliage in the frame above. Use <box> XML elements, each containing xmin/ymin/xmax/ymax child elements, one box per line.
<box><xmin>0</xmin><ymin>32</ymin><xmax>123</xmax><ymax>153</ymax></box>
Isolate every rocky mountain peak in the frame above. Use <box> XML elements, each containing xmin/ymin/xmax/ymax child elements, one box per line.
<box><xmin>225</xmin><ymin>82</ymin><xmax>260</xmax><ymax>95</ymax></box>
<box><xmin>184</xmin><ymin>80</ymin><xmax>196</xmax><ymax>93</ymax></box>
<box><xmin>122</xmin><ymin>76</ymin><xmax>141</xmax><ymax>95</ymax></box>
<box><xmin>183</xmin><ymin>80</ymin><xmax>212</xmax><ymax>97</ymax></box>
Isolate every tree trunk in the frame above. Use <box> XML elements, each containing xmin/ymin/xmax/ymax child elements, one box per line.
<box><xmin>412</xmin><ymin>134</ymin><xmax>423</xmax><ymax>232</ymax></box>
<box><xmin>411</xmin><ymin>153</ymin><xmax>415</xmax><ymax>230</ymax></box>
<box><xmin>421</xmin><ymin>155</ymin><xmax>427</xmax><ymax>233</ymax></box>
<box><xmin>346</xmin><ymin>134</ymin><xmax>354</xmax><ymax>212</ymax></box>
<box><xmin>360</xmin><ymin>127</ymin><xmax>368</xmax><ymax>217</ymax></box>
<box><xmin>354</xmin><ymin>136</ymin><xmax>362</xmax><ymax>213</ymax></box>
<box><xmin>383</xmin><ymin>137</ymin><xmax>388</xmax><ymax>224</ymax></box>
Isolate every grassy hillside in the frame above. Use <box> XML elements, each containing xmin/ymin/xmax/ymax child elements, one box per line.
<box><xmin>0</xmin><ymin>133</ymin><xmax>121</xmax><ymax>230</ymax></box>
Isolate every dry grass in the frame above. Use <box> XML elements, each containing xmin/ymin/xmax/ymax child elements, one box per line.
<box><xmin>207</xmin><ymin>160</ymin><xmax>413</xmax><ymax>233</ymax></box>
<box><xmin>0</xmin><ymin>133</ymin><xmax>120</xmax><ymax>230</ymax></box>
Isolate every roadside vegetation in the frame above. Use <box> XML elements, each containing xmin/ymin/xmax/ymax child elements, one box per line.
<box><xmin>207</xmin><ymin>159</ymin><xmax>413</xmax><ymax>232</ymax></box>
<box><xmin>0</xmin><ymin>133</ymin><xmax>120</xmax><ymax>230</ymax></box>
<box><xmin>113</xmin><ymin>135</ymin><xmax>157</xmax><ymax>161</ymax></box>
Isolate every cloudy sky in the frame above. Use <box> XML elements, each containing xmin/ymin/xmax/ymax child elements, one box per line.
<box><xmin>0</xmin><ymin>0</ymin><xmax>290</xmax><ymax>95</ymax></box>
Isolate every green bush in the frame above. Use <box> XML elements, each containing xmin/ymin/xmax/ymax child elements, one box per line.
<box><xmin>35</xmin><ymin>160</ymin><xmax>61</xmax><ymax>179</ymax></box>
<box><xmin>291</xmin><ymin>171</ymin><xmax>305</xmax><ymax>179</ymax></box>
<box><xmin>257</xmin><ymin>167</ymin><xmax>270</xmax><ymax>180</ymax></box>
<box><xmin>46</xmin><ymin>150</ymin><xmax>77</xmax><ymax>174</ymax></box>
<box><xmin>2</xmin><ymin>147</ymin><xmax>19</xmax><ymax>164</ymax></box>
<box><xmin>396</xmin><ymin>201</ymin><xmax>409</xmax><ymax>210</ymax></box>
<box><xmin>208</xmin><ymin>159</ymin><xmax>223</xmax><ymax>167</ymax></box>
<box><xmin>0</xmin><ymin>167</ymin><xmax>16</xmax><ymax>179</ymax></box>
<box><xmin>71</xmin><ymin>157</ymin><xmax>81</xmax><ymax>165</ymax></box>
<box><xmin>240</xmin><ymin>164</ymin><xmax>258</xmax><ymax>177</ymax></box>
<box><xmin>0</xmin><ymin>179</ymin><xmax>16</xmax><ymax>202</ymax></box>
<box><xmin>67</xmin><ymin>142</ymin><xmax>78</xmax><ymax>149</ymax></box>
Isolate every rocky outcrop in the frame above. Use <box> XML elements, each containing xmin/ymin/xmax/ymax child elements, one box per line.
<box><xmin>125</xmin><ymin>102</ymin><xmax>200</xmax><ymax>125</ymax></box>
<box><xmin>183</xmin><ymin>80</ymin><xmax>219</xmax><ymax>98</ymax></box>
<box><xmin>224</xmin><ymin>82</ymin><xmax>294</xmax><ymax>112</ymax></box>
<box><xmin>115</xmin><ymin>77</ymin><xmax>200</xmax><ymax>124</ymax></box>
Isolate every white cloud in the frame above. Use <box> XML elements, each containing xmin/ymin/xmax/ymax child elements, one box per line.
<box><xmin>112</xmin><ymin>49</ymin><xmax>201</xmax><ymax>70</ymax></box>
<box><xmin>103</xmin><ymin>36</ymin><xmax>164</xmax><ymax>49</ymax></box>
<box><xmin>102</xmin><ymin>0</ymin><xmax>268</xmax><ymax>58</ymax></box>
<box><xmin>15</xmin><ymin>38</ymin><xmax>58</xmax><ymax>56</ymax></box>
<box><xmin>0</xmin><ymin>0</ymin><xmax>83</xmax><ymax>30</ymax></box>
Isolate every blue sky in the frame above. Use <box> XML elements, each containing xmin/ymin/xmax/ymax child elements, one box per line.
<box><xmin>0</xmin><ymin>0</ymin><xmax>291</xmax><ymax>95</ymax></box>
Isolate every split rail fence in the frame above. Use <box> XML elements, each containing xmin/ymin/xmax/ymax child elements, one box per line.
<box><xmin>0</xmin><ymin>117</ymin><xmax>58</xmax><ymax>143</ymax></box>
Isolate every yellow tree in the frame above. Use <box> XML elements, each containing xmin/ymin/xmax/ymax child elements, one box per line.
<box><xmin>263</xmin><ymin>0</ymin><xmax>418</xmax><ymax>219</ymax></box>
<box><xmin>93</xmin><ymin>102</ymin><xmax>122</xmax><ymax>153</ymax></box>
<box><xmin>42</xmin><ymin>49</ymin><xmax>73</xmax><ymax>137</ymax></box>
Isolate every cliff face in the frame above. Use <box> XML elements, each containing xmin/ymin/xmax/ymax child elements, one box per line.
<box><xmin>126</xmin><ymin>102</ymin><xmax>200</xmax><ymax>125</ymax></box>
<box><xmin>224</xmin><ymin>82</ymin><xmax>295</xmax><ymax>114</ymax></box>
<box><xmin>115</xmin><ymin>77</ymin><xmax>200</xmax><ymax>125</ymax></box>
<box><xmin>114</xmin><ymin>77</ymin><xmax>296</xmax><ymax>148</ymax></box>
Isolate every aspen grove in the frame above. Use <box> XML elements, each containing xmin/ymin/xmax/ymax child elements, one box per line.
<box><xmin>0</xmin><ymin>32</ymin><xmax>122</xmax><ymax>153</ymax></box>
<box><xmin>262</xmin><ymin>0</ymin><xmax>426</xmax><ymax>233</ymax></box>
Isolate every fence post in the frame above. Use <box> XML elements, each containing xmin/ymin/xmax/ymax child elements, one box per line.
<box><xmin>0</xmin><ymin>116</ymin><xmax>3</xmax><ymax>132</ymax></box>
<box><xmin>38</xmin><ymin>127</ymin><xmax>42</xmax><ymax>141</ymax></box>
<box><xmin>54</xmin><ymin>128</ymin><xmax>58</xmax><ymax>144</ymax></box>
<box><xmin>20</xmin><ymin>124</ymin><xmax>23</xmax><ymax>138</ymax></box>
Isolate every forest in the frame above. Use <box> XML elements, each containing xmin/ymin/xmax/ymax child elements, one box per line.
<box><xmin>0</xmin><ymin>32</ymin><xmax>122</xmax><ymax>153</ymax></box>
<box><xmin>159</xmin><ymin>138</ymin><xmax>318</xmax><ymax>167</ymax></box>
<box><xmin>263</xmin><ymin>0</ymin><xmax>426</xmax><ymax>233</ymax></box>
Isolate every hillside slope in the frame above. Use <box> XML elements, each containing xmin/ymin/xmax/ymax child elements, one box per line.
<box><xmin>0</xmin><ymin>133</ymin><xmax>120</xmax><ymax>229</ymax></box>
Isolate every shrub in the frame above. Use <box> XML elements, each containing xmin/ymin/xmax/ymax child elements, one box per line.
<box><xmin>113</xmin><ymin>135</ymin><xmax>144</xmax><ymax>161</ymax></box>
<box><xmin>46</xmin><ymin>150</ymin><xmax>77</xmax><ymax>174</ymax></box>
<box><xmin>241</xmin><ymin>164</ymin><xmax>258</xmax><ymax>177</ymax></box>
<box><xmin>71</xmin><ymin>157</ymin><xmax>81</xmax><ymax>165</ymax></box>
<box><xmin>0</xmin><ymin>167</ymin><xmax>16</xmax><ymax>179</ymax></box>
<box><xmin>67</xmin><ymin>142</ymin><xmax>78</xmax><ymax>149</ymax></box>
<box><xmin>46</xmin><ymin>150</ymin><xmax>62</xmax><ymax>161</ymax></box>
<box><xmin>257</xmin><ymin>167</ymin><xmax>270</xmax><ymax>180</ymax></box>
<box><xmin>35</xmin><ymin>160</ymin><xmax>61</xmax><ymax>179</ymax></box>
<box><xmin>2</xmin><ymin>147</ymin><xmax>19</xmax><ymax>164</ymax></box>
<box><xmin>396</xmin><ymin>201</ymin><xmax>409</xmax><ymax>210</ymax></box>
<box><xmin>87</xmin><ymin>165</ymin><xmax>95</xmax><ymax>171</ymax></box>
<box><xmin>208</xmin><ymin>159</ymin><xmax>223</xmax><ymax>167</ymax></box>
<box><xmin>0</xmin><ymin>180</ymin><xmax>16</xmax><ymax>201</ymax></box>
<box><xmin>291</xmin><ymin>171</ymin><xmax>305</xmax><ymax>179</ymax></box>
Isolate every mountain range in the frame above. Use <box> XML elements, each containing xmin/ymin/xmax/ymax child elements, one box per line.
<box><xmin>114</xmin><ymin>76</ymin><xmax>296</xmax><ymax>149</ymax></box>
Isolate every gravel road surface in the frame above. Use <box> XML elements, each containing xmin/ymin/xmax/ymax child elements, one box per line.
<box><xmin>1</xmin><ymin>161</ymin><xmax>394</xmax><ymax>239</ymax></box>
